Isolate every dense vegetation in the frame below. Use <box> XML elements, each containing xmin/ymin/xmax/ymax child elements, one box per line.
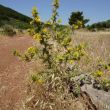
<box><xmin>0</xmin><ymin>4</ymin><xmax>32</xmax><ymax>29</ymax></box>
<box><xmin>87</xmin><ymin>20</ymin><xmax>110</xmax><ymax>30</ymax></box>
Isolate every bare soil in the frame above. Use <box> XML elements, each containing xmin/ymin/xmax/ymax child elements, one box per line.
<box><xmin>0</xmin><ymin>32</ymin><xmax>110</xmax><ymax>110</ymax></box>
<box><xmin>0</xmin><ymin>35</ymin><xmax>35</xmax><ymax>110</ymax></box>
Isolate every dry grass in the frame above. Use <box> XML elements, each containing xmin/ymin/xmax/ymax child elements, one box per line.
<box><xmin>24</xmin><ymin>31</ymin><xmax>110</xmax><ymax>110</ymax></box>
<box><xmin>74</xmin><ymin>31</ymin><xmax>110</xmax><ymax>58</ymax></box>
<box><xmin>1</xmin><ymin>31</ymin><xmax>109</xmax><ymax>110</ymax></box>
<box><xmin>72</xmin><ymin>31</ymin><xmax>110</xmax><ymax>77</ymax></box>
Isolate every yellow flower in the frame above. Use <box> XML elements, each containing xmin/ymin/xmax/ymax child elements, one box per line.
<box><xmin>33</xmin><ymin>33</ymin><xmax>42</xmax><ymax>41</ymax></box>
<box><xmin>94</xmin><ymin>70</ymin><xmax>103</xmax><ymax>77</ymax></box>
<box><xmin>42</xmin><ymin>28</ymin><xmax>48</xmax><ymax>33</ymax></box>
<box><xmin>69</xmin><ymin>60</ymin><xmax>74</xmax><ymax>64</ymax></box>
<box><xmin>32</xmin><ymin>7</ymin><xmax>38</xmax><ymax>17</ymax></box>
<box><xmin>35</xmin><ymin>16</ymin><xmax>41</xmax><ymax>23</ymax></box>
<box><xmin>27</xmin><ymin>47</ymin><xmax>38</xmax><ymax>55</ymax></box>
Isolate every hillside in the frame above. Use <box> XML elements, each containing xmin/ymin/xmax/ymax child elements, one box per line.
<box><xmin>0</xmin><ymin>4</ymin><xmax>32</xmax><ymax>29</ymax></box>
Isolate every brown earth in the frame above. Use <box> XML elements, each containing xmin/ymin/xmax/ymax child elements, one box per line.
<box><xmin>0</xmin><ymin>35</ymin><xmax>35</xmax><ymax>110</ymax></box>
<box><xmin>0</xmin><ymin>32</ymin><xmax>110</xmax><ymax>110</ymax></box>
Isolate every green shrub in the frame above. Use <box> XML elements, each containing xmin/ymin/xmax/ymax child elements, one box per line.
<box><xmin>101</xmin><ymin>78</ymin><xmax>110</xmax><ymax>92</ymax></box>
<box><xmin>2</xmin><ymin>25</ymin><xmax>16</xmax><ymax>36</ymax></box>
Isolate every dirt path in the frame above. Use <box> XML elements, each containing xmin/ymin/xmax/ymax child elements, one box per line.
<box><xmin>0</xmin><ymin>36</ymin><xmax>35</xmax><ymax>110</ymax></box>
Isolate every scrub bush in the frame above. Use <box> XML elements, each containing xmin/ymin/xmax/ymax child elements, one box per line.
<box><xmin>2</xmin><ymin>25</ymin><xmax>16</xmax><ymax>36</ymax></box>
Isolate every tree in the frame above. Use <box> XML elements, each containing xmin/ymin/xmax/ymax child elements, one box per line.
<box><xmin>68</xmin><ymin>11</ymin><xmax>89</xmax><ymax>29</ymax></box>
<box><xmin>88</xmin><ymin>20</ymin><xmax>110</xmax><ymax>30</ymax></box>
